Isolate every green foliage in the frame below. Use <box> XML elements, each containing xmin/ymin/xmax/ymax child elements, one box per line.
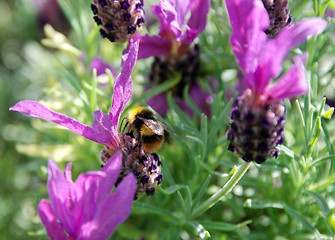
<box><xmin>1</xmin><ymin>0</ymin><xmax>335</xmax><ymax>239</ymax></box>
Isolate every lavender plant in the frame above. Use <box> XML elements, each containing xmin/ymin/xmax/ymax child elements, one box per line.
<box><xmin>2</xmin><ymin>0</ymin><xmax>335</xmax><ymax>239</ymax></box>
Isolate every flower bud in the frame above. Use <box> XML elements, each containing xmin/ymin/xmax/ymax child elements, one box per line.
<box><xmin>227</xmin><ymin>89</ymin><xmax>286</xmax><ymax>164</ymax></box>
<box><xmin>91</xmin><ymin>0</ymin><xmax>145</xmax><ymax>42</ymax></box>
<box><xmin>101</xmin><ymin>132</ymin><xmax>162</xmax><ymax>197</ymax></box>
<box><xmin>262</xmin><ymin>0</ymin><xmax>291</xmax><ymax>38</ymax></box>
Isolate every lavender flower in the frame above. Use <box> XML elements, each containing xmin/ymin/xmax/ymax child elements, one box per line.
<box><xmin>10</xmin><ymin>41</ymin><xmax>163</xmax><ymax>196</ymax></box>
<box><xmin>226</xmin><ymin>0</ymin><xmax>327</xmax><ymax>163</ymax></box>
<box><xmin>91</xmin><ymin>0</ymin><xmax>145</xmax><ymax>42</ymax></box>
<box><xmin>134</xmin><ymin>0</ymin><xmax>210</xmax><ymax>59</ymax></box>
<box><xmin>10</xmin><ymin>41</ymin><xmax>139</xmax><ymax>152</ymax></box>
<box><xmin>132</xmin><ymin>0</ymin><xmax>212</xmax><ymax>116</ymax></box>
<box><xmin>262</xmin><ymin>0</ymin><xmax>292</xmax><ymax>38</ymax></box>
<box><xmin>38</xmin><ymin>151</ymin><xmax>136</xmax><ymax>240</ymax></box>
<box><xmin>34</xmin><ymin>0</ymin><xmax>69</xmax><ymax>34</ymax></box>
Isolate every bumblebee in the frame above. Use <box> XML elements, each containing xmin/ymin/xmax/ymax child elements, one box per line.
<box><xmin>125</xmin><ymin>107</ymin><xmax>172</xmax><ymax>152</ymax></box>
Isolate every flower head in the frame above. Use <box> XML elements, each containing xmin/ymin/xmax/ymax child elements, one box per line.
<box><xmin>134</xmin><ymin>0</ymin><xmax>210</xmax><ymax>59</ymax></box>
<box><xmin>262</xmin><ymin>0</ymin><xmax>292</xmax><ymax>38</ymax></box>
<box><xmin>10</xmin><ymin>41</ymin><xmax>139</xmax><ymax>151</ymax></box>
<box><xmin>91</xmin><ymin>0</ymin><xmax>145</xmax><ymax>42</ymax></box>
<box><xmin>38</xmin><ymin>151</ymin><xmax>136</xmax><ymax>240</ymax></box>
<box><xmin>132</xmin><ymin>0</ymin><xmax>212</xmax><ymax>116</ymax></box>
<box><xmin>226</xmin><ymin>0</ymin><xmax>327</xmax><ymax>163</ymax></box>
<box><xmin>10</xmin><ymin>41</ymin><xmax>163</xmax><ymax>196</ymax></box>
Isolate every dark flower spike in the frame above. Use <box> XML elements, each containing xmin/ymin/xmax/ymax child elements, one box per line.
<box><xmin>262</xmin><ymin>0</ymin><xmax>292</xmax><ymax>38</ymax></box>
<box><xmin>92</xmin><ymin>0</ymin><xmax>145</xmax><ymax>42</ymax></box>
<box><xmin>131</xmin><ymin>0</ymin><xmax>212</xmax><ymax>116</ymax></box>
<box><xmin>226</xmin><ymin>0</ymin><xmax>327</xmax><ymax>163</ymax></box>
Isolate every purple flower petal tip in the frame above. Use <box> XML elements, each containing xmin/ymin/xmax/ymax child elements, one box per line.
<box><xmin>39</xmin><ymin>152</ymin><xmax>136</xmax><ymax>239</ymax></box>
<box><xmin>109</xmin><ymin>40</ymin><xmax>139</xmax><ymax>127</ymax></box>
<box><xmin>138</xmin><ymin>0</ymin><xmax>210</xmax><ymax>59</ymax></box>
<box><xmin>226</xmin><ymin>0</ymin><xmax>327</xmax><ymax>99</ymax></box>
<box><xmin>90</xmin><ymin>57</ymin><xmax>117</xmax><ymax>77</ymax></box>
<box><xmin>9</xmin><ymin>100</ymin><xmax>116</xmax><ymax>147</ymax></box>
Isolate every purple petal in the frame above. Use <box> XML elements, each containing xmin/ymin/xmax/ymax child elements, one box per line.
<box><xmin>226</xmin><ymin>0</ymin><xmax>269</xmax><ymax>83</ymax></box>
<box><xmin>189</xmin><ymin>84</ymin><xmax>213</xmax><ymax>117</ymax></box>
<box><xmin>265</xmin><ymin>54</ymin><xmax>308</xmax><ymax>101</ymax></box>
<box><xmin>109</xmin><ymin>40</ymin><xmax>139</xmax><ymax>130</ymax></box>
<box><xmin>258</xmin><ymin>17</ymin><xmax>327</xmax><ymax>92</ymax></box>
<box><xmin>72</xmin><ymin>170</ymin><xmax>105</xmax><ymax>228</ymax></box>
<box><xmin>147</xmin><ymin>93</ymin><xmax>170</xmax><ymax>116</ymax></box>
<box><xmin>175</xmin><ymin>0</ymin><xmax>191</xmax><ymax>28</ymax></box>
<box><xmin>135</xmin><ymin>35</ymin><xmax>172</xmax><ymax>59</ymax></box>
<box><xmin>75</xmin><ymin>152</ymin><xmax>125</xmax><ymax>239</ymax></box>
<box><xmin>9</xmin><ymin>101</ymin><xmax>109</xmax><ymax>146</ymax></box>
<box><xmin>91</xmin><ymin>110</ymin><xmax>119</xmax><ymax>148</ymax></box>
<box><xmin>95</xmin><ymin>151</ymin><xmax>123</xmax><ymax>205</ymax></box>
<box><xmin>64</xmin><ymin>163</ymin><xmax>73</xmax><ymax>182</ymax></box>
<box><xmin>153</xmin><ymin>0</ymin><xmax>181</xmax><ymax>38</ymax></box>
<box><xmin>47</xmin><ymin>160</ymin><xmax>77</xmax><ymax>237</ymax></box>
<box><xmin>187</xmin><ymin>0</ymin><xmax>210</xmax><ymax>33</ymax></box>
<box><xmin>10</xmin><ymin>101</ymin><xmax>90</xmax><ymax>135</ymax></box>
<box><xmin>176</xmin><ymin>98</ymin><xmax>194</xmax><ymax>117</ymax></box>
<box><xmin>180</xmin><ymin>28</ymin><xmax>199</xmax><ymax>44</ymax></box>
<box><xmin>80</xmin><ymin>173</ymin><xmax>136</xmax><ymax>240</ymax></box>
<box><xmin>38</xmin><ymin>199</ymin><xmax>69</xmax><ymax>240</ymax></box>
<box><xmin>90</xmin><ymin>57</ymin><xmax>117</xmax><ymax>77</ymax></box>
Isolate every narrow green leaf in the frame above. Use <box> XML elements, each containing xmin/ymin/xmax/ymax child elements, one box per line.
<box><xmin>310</xmin><ymin>155</ymin><xmax>335</xmax><ymax>168</ymax></box>
<box><xmin>161</xmin><ymin>157</ymin><xmax>176</xmax><ymax>185</ymax></box>
<box><xmin>90</xmin><ymin>68</ymin><xmax>97</xmax><ymax>112</ymax></box>
<box><xmin>133</xmin><ymin>202</ymin><xmax>178</xmax><ymax>221</ymax></box>
<box><xmin>200</xmin><ymin>114</ymin><xmax>208</xmax><ymax>162</ymax></box>
<box><xmin>185</xmin><ymin>186</ymin><xmax>193</xmax><ymax>219</ymax></box>
<box><xmin>199</xmin><ymin>219</ymin><xmax>252</xmax><ymax>231</ymax></box>
<box><xmin>304</xmin><ymin>191</ymin><xmax>330</xmax><ymax>216</ymax></box>
<box><xmin>277</xmin><ymin>145</ymin><xmax>299</xmax><ymax>160</ymax></box>
<box><xmin>284</xmin><ymin>204</ymin><xmax>316</xmax><ymax>233</ymax></box>
<box><xmin>82</xmin><ymin>82</ymin><xmax>106</xmax><ymax>97</ymax></box>
<box><xmin>167</xmin><ymin>91</ymin><xmax>194</xmax><ymax>127</ymax></box>
<box><xmin>186</xmin><ymin>135</ymin><xmax>203</xmax><ymax>145</ymax></box>
<box><xmin>317</xmin><ymin>97</ymin><xmax>326</xmax><ymax>117</ymax></box>
<box><xmin>187</xmin><ymin>221</ymin><xmax>211</xmax><ymax>239</ymax></box>
<box><xmin>183</xmin><ymin>86</ymin><xmax>203</xmax><ymax>117</ymax></box>
<box><xmin>60</xmin><ymin>69</ymin><xmax>89</xmax><ymax>105</ymax></box>
<box><xmin>159</xmin><ymin>184</ymin><xmax>187</xmax><ymax>195</ymax></box>
<box><xmin>319</xmin><ymin>0</ymin><xmax>332</xmax><ymax>16</ymax></box>
<box><xmin>124</xmin><ymin>75</ymin><xmax>181</xmax><ymax>113</ymax></box>
<box><xmin>308</xmin><ymin>117</ymin><xmax>321</xmax><ymax>154</ymax></box>
<box><xmin>243</xmin><ymin>199</ymin><xmax>284</xmax><ymax>209</ymax></box>
<box><xmin>192</xmin><ymin>175</ymin><xmax>211</xmax><ymax>211</ymax></box>
<box><xmin>208</xmin><ymin>97</ymin><xmax>233</xmax><ymax>150</ymax></box>
<box><xmin>321</xmin><ymin>118</ymin><xmax>334</xmax><ymax>156</ymax></box>
<box><xmin>27</xmin><ymin>228</ymin><xmax>46</xmax><ymax>237</ymax></box>
<box><xmin>322</xmin><ymin>108</ymin><xmax>334</xmax><ymax>119</ymax></box>
<box><xmin>199</xmin><ymin>161</ymin><xmax>233</xmax><ymax>177</ymax></box>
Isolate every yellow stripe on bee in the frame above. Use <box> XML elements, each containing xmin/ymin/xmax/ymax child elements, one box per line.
<box><xmin>128</xmin><ymin>106</ymin><xmax>148</xmax><ymax>122</ymax></box>
<box><xmin>140</xmin><ymin>124</ymin><xmax>155</xmax><ymax>136</ymax></box>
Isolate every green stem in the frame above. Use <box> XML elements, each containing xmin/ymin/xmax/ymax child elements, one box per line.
<box><xmin>191</xmin><ymin>161</ymin><xmax>252</xmax><ymax>218</ymax></box>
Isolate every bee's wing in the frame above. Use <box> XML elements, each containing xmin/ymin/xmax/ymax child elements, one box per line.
<box><xmin>160</xmin><ymin>121</ymin><xmax>176</xmax><ymax>135</ymax></box>
<box><xmin>137</xmin><ymin>116</ymin><xmax>164</xmax><ymax>135</ymax></box>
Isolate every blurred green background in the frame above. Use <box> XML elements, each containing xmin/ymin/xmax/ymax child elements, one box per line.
<box><xmin>0</xmin><ymin>0</ymin><xmax>67</xmax><ymax>238</ymax></box>
<box><xmin>1</xmin><ymin>0</ymin><xmax>335</xmax><ymax>239</ymax></box>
